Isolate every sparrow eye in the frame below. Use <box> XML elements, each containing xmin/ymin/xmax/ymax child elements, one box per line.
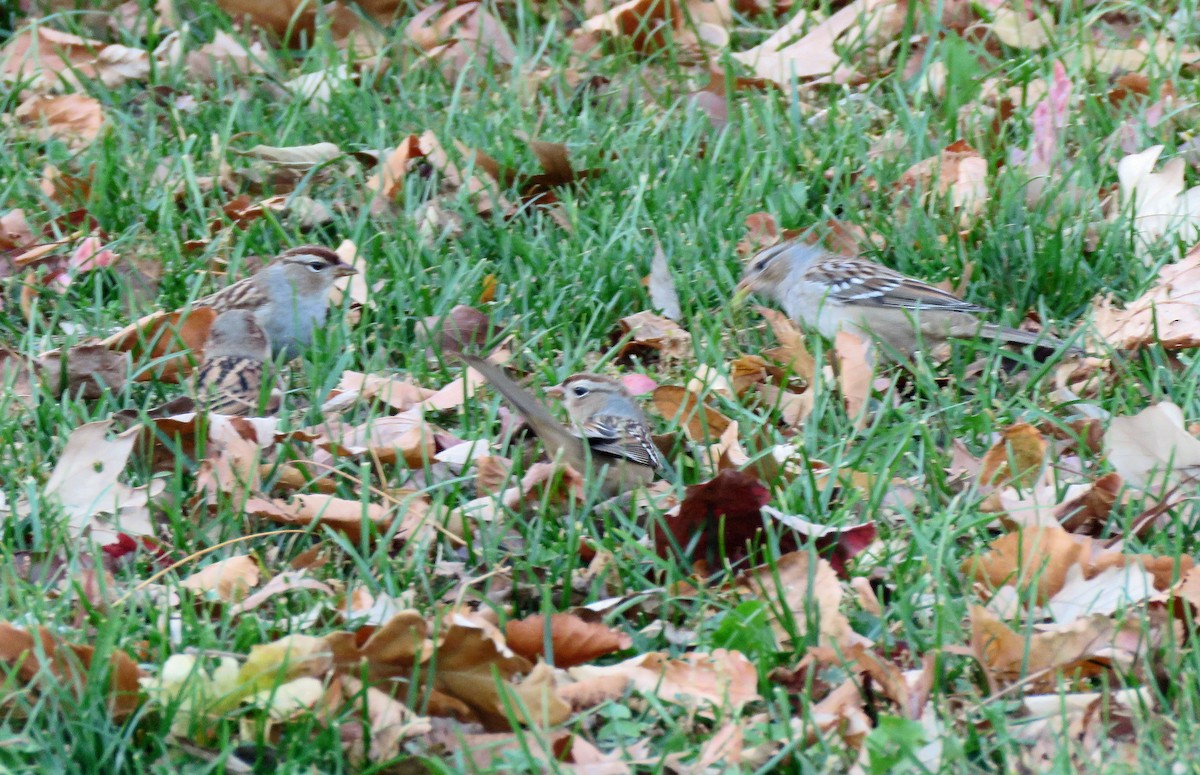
<box><xmin>307</xmin><ymin>262</ymin><xmax>325</xmax><ymax>272</ymax></box>
<box><xmin>572</xmin><ymin>385</ymin><xmax>589</xmax><ymax>397</ymax></box>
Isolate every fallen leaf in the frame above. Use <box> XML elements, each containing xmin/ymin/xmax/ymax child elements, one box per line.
<box><xmin>406</xmin><ymin>2</ymin><xmax>516</xmax><ymax>80</ymax></box>
<box><xmin>1105</xmin><ymin>402</ymin><xmax>1200</xmax><ymax>488</ymax></box>
<box><xmin>505</xmin><ymin>613</ymin><xmax>632</xmax><ymax>668</ymax></box>
<box><xmin>568</xmin><ymin>649</ymin><xmax>759</xmax><ymax>712</ymax></box>
<box><xmin>655</xmin><ymin>469</ymin><xmax>770</xmax><ymax>565</ymax></box>
<box><xmin>834</xmin><ymin>330</ymin><xmax>872</xmax><ymax>427</ymax></box>
<box><xmin>651</xmin><ymin>385</ymin><xmax>731</xmax><ymax>442</ymax></box>
<box><xmin>970</xmin><ymin>606</ymin><xmax>1147</xmax><ymax>688</ymax></box>
<box><xmin>616</xmin><ymin>311</ymin><xmax>692</xmax><ymax>362</ymax></box>
<box><xmin>646</xmin><ymin>240</ymin><xmax>682</xmax><ymax>321</ymax></box>
<box><xmin>100</xmin><ymin>307</ymin><xmax>219</xmax><ymax>383</ymax></box>
<box><xmin>14</xmin><ymin>94</ymin><xmax>104</xmax><ymax>148</ymax></box>
<box><xmin>327</xmin><ymin>609</ymin><xmax>571</xmax><ymax>727</ymax></box>
<box><xmin>340</xmin><ymin>676</ymin><xmax>432</xmax><ymax>764</ymax></box>
<box><xmin>180</xmin><ymin>555</ymin><xmax>261</xmax><ymax>603</ymax></box>
<box><xmin>37</xmin><ymin>343</ymin><xmax>128</xmax><ymax>399</ymax></box>
<box><xmin>45</xmin><ymin>420</ymin><xmax>160</xmax><ymax>542</ymax></box>
<box><xmin>179</xmin><ymin>30</ymin><xmax>269</xmax><ymax>83</ymax></box>
<box><xmin>1117</xmin><ymin>145</ymin><xmax>1200</xmax><ymax>261</ymax></box>
<box><xmin>896</xmin><ymin>140</ymin><xmax>988</xmax><ymax>223</ymax></box>
<box><xmin>245</xmin><ymin>493</ymin><xmax>430</xmax><ymax>544</ymax></box>
<box><xmin>363</xmin><ymin>134</ymin><xmax>423</xmax><ymax>207</ymax></box>
<box><xmin>756</xmin><ymin>306</ymin><xmax>816</xmax><ymax>382</ymax></box>
<box><xmin>0</xmin><ymin>622</ymin><xmax>143</xmax><ymax>719</ymax></box>
<box><xmin>1092</xmin><ymin>244</ymin><xmax>1200</xmax><ymax>350</ymax></box>
<box><xmin>732</xmin><ymin>0</ymin><xmax>901</xmax><ymax>86</ymax></box>
<box><xmin>0</xmin><ymin>25</ymin><xmax>150</xmax><ymax>90</ymax></box>
<box><xmin>980</xmin><ymin>423</ymin><xmax>1048</xmax><ymax>492</ymax></box>
<box><xmin>736</xmin><ymin>551</ymin><xmax>857</xmax><ymax>649</ymax></box>
<box><xmin>418</xmin><ymin>304</ymin><xmax>496</xmax><ymax>356</ymax></box>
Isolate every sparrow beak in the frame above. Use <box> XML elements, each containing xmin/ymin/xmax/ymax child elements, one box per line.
<box><xmin>544</xmin><ymin>384</ymin><xmax>565</xmax><ymax>400</ymax></box>
<box><xmin>731</xmin><ymin>276</ymin><xmax>755</xmax><ymax>306</ymax></box>
<box><xmin>332</xmin><ymin>263</ymin><xmax>358</xmax><ymax>278</ymax></box>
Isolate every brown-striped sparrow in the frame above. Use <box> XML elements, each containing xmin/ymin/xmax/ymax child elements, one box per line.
<box><xmin>462</xmin><ymin>355</ymin><xmax>663</xmax><ymax>496</ymax></box>
<box><xmin>736</xmin><ymin>237</ymin><xmax>1078</xmax><ymax>357</ymax></box>
<box><xmin>193</xmin><ymin>310</ymin><xmax>280</xmax><ymax>416</ymax></box>
<box><xmin>195</xmin><ymin>245</ymin><xmax>356</xmax><ymax>359</ymax></box>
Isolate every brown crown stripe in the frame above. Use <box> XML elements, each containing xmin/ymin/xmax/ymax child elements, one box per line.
<box><xmin>560</xmin><ymin>373</ymin><xmax>623</xmax><ymax>388</ymax></box>
<box><xmin>279</xmin><ymin>245</ymin><xmax>345</xmax><ymax>265</ymax></box>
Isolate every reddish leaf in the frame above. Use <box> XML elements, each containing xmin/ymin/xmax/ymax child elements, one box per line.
<box><xmin>655</xmin><ymin>469</ymin><xmax>770</xmax><ymax>565</ymax></box>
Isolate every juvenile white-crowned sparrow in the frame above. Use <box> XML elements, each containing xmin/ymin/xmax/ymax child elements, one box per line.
<box><xmin>195</xmin><ymin>245</ymin><xmax>356</xmax><ymax>359</ymax></box>
<box><xmin>462</xmin><ymin>355</ymin><xmax>663</xmax><ymax>496</ymax></box>
<box><xmin>736</xmin><ymin>237</ymin><xmax>1077</xmax><ymax>357</ymax></box>
<box><xmin>193</xmin><ymin>310</ymin><xmax>281</xmax><ymax>416</ymax></box>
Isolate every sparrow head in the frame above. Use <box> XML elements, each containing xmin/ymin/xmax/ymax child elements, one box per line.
<box><xmin>734</xmin><ymin>237</ymin><xmax>824</xmax><ymax>303</ymax></box>
<box><xmin>203</xmin><ymin>309</ymin><xmax>270</xmax><ymax>360</ymax></box>
<box><xmin>546</xmin><ymin>373</ymin><xmax>637</xmax><ymax>422</ymax></box>
<box><xmin>268</xmin><ymin>245</ymin><xmax>357</xmax><ymax>295</ymax></box>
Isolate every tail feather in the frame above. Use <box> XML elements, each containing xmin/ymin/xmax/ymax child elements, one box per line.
<box><xmin>459</xmin><ymin>354</ymin><xmax>577</xmax><ymax>459</ymax></box>
<box><xmin>976</xmin><ymin>323</ymin><xmax>1084</xmax><ymax>355</ymax></box>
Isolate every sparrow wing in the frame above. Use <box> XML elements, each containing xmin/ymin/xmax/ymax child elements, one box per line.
<box><xmin>578</xmin><ymin>414</ymin><xmax>664</xmax><ymax>471</ymax></box>
<box><xmin>807</xmin><ymin>257</ymin><xmax>988</xmax><ymax>313</ymax></box>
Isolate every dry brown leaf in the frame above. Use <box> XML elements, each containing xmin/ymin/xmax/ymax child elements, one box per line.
<box><xmin>505</xmin><ymin>613</ymin><xmax>632</xmax><ymax>668</ymax></box>
<box><xmin>736</xmin><ymin>551</ymin><xmax>856</xmax><ymax>650</ymax></box>
<box><xmin>980</xmin><ymin>423</ymin><xmax>1048</xmax><ymax>492</ymax></box>
<box><xmin>38</xmin><ymin>343</ymin><xmax>128</xmax><ymax>399</ymax></box>
<box><xmin>731</xmin><ymin>0</ymin><xmax>901</xmax><ymax>86</ymax></box>
<box><xmin>651</xmin><ymin>385</ymin><xmax>731</xmax><ymax>442</ymax></box>
<box><xmin>325</xmin><ymin>371</ymin><xmax>435</xmax><ymax>413</ymax></box>
<box><xmin>970</xmin><ymin>605</ymin><xmax>1148</xmax><ymax>688</ymax></box>
<box><xmin>45</xmin><ymin>420</ymin><xmax>160</xmax><ymax>543</ymax></box>
<box><xmin>568</xmin><ymin>649</ymin><xmax>759</xmax><ymax>712</ymax></box>
<box><xmin>245</xmin><ymin>492</ymin><xmax>430</xmax><ymax>543</ymax></box>
<box><xmin>339</xmin><ymin>675</ymin><xmax>432</xmax><ymax>764</ymax></box>
<box><xmin>834</xmin><ymin>330</ymin><xmax>872</xmax><ymax>427</ymax></box>
<box><xmin>1116</xmin><ymin>145</ymin><xmax>1200</xmax><ymax>261</ymax></box>
<box><xmin>757</xmin><ymin>383</ymin><xmax>814</xmax><ymax>429</ymax></box>
<box><xmin>579</xmin><ymin>0</ymin><xmax>682</xmax><ymax>55</ymax></box>
<box><xmin>179</xmin><ymin>30</ymin><xmax>269</xmax><ymax>83</ymax></box>
<box><xmin>896</xmin><ymin>140</ymin><xmax>988</xmax><ymax>222</ymax></box>
<box><xmin>180</xmin><ymin>555</ymin><xmax>261</xmax><ymax>602</ymax></box>
<box><xmin>328</xmin><ymin>610</ymin><xmax>570</xmax><ymax>727</ymax></box>
<box><xmin>0</xmin><ymin>622</ymin><xmax>143</xmax><ymax>719</ymax></box>
<box><xmin>418</xmin><ymin>304</ymin><xmax>496</xmax><ymax>356</ymax></box>
<box><xmin>1</xmin><ymin>209</ymin><xmax>36</xmax><ymax>254</ymax></box>
<box><xmin>364</xmin><ymin>134</ymin><xmax>423</xmax><ymax>209</ymax></box>
<box><xmin>14</xmin><ymin>94</ymin><xmax>104</xmax><ymax>148</ymax></box>
<box><xmin>0</xmin><ymin>25</ymin><xmax>150</xmax><ymax>90</ymax></box>
<box><xmin>646</xmin><ymin>240</ymin><xmax>682</xmax><ymax>321</ymax></box>
<box><xmin>755</xmin><ymin>306</ymin><xmax>816</xmax><ymax>382</ymax></box>
<box><xmin>100</xmin><ymin>307</ymin><xmax>218</xmax><ymax>383</ymax></box>
<box><xmin>1105</xmin><ymin>402</ymin><xmax>1200</xmax><ymax>488</ymax></box>
<box><xmin>406</xmin><ymin>2</ymin><xmax>516</xmax><ymax>80</ymax></box>
<box><xmin>964</xmin><ymin>526</ymin><xmax>1087</xmax><ymax>604</ymax></box>
<box><xmin>314</xmin><ymin>409</ymin><xmax>438</xmax><ymax>468</ymax></box>
<box><xmin>616</xmin><ymin>311</ymin><xmax>692</xmax><ymax>362</ymax></box>
<box><xmin>1092</xmin><ymin>244</ymin><xmax>1200</xmax><ymax>350</ymax></box>
<box><xmin>227</xmin><ymin>570</ymin><xmax>335</xmax><ymax>616</ymax></box>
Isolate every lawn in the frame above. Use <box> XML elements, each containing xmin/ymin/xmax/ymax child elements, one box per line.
<box><xmin>3</xmin><ymin>0</ymin><xmax>1200</xmax><ymax>772</ymax></box>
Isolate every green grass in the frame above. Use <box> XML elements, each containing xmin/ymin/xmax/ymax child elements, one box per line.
<box><xmin>3</xmin><ymin>0</ymin><xmax>1200</xmax><ymax>772</ymax></box>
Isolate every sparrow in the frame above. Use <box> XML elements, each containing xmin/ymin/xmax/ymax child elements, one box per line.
<box><xmin>735</xmin><ymin>237</ymin><xmax>1079</xmax><ymax>358</ymax></box>
<box><xmin>193</xmin><ymin>310</ymin><xmax>280</xmax><ymax>416</ymax></box>
<box><xmin>461</xmin><ymin>355</ymin><xmax>663</xmax><ymax>496</ymax></box>
<box><xmin>195</xmin><ymin>245</ymin><xmax>356</xmax><ymax>359</ymax></box>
